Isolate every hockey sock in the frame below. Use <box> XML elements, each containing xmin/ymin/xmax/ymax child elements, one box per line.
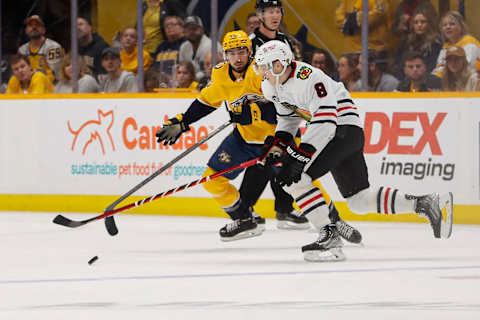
<box><xmin>346</xmin><ymin>187</ymin><xmax>415</xmax><ymax>214</ymax></box>
<box><xmin>239</xmin><ymin>164</ymin><xmax>270</xmax><ymax>208</ymax></box>
<box><xmin>376</xmin><ymin>186</ymin><xmax>415</xmax><ymax>214</ymax></box>
<box><xmin>224</xmin><ymin>197</ymin><xmax>251</xmax><ymax>220</ymax></box>
<box><xmin>295</xmin><ymin>187</ymin><xmax>329</xmax><ymax>230</ymax></box>
<box><xmin>270</xmin><ymin>180</ymin><xmax>294</xmax><ymax>213</ymax></box>
<box><xmin>328</xmin><ymin>202</ymin><xmax>340</xmax><ymax>223</ymax></box>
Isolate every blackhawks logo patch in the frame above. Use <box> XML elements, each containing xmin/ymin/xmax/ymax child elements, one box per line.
<box><xmin>297</xmin><ymin>66</ymin><xmax>312</xmax><ymax>80</ymax></box>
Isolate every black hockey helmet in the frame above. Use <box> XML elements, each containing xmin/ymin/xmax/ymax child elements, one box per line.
<box><xmin>255</xmin><ymin>0</ymin><xmax>284</xmax><ymax>11</ymax></box>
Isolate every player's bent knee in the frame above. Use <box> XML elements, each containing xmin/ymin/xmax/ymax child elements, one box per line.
<box><xmin>346</xmin><ymin>188</ymin><xmax>373</xmax><ymax>214</ymax></box>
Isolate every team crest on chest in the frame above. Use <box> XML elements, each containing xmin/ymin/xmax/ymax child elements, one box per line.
<box><xmin>218</xmin><ymin>150</ymin><xmax>232</xmax><ymax>163</ymax></box>
<box><xmin>297</xmin><ymin>66</ymin><xmax>312</xmax><ymax>80</ymax></box>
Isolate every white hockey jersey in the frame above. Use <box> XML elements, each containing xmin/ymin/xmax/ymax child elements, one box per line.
<box><xmin>262</xmin><ymin>61</ymin><xmax>362</xmax><ymax>153</ymax></box>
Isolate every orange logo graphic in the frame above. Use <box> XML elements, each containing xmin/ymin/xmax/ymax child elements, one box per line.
<box><xmin>68</xmin><ymin>109</ymin><xmax>116</xmax><ymax>155</ymax></box>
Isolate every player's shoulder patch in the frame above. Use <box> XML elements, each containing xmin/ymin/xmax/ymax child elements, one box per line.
<box><xmin>296</xmin><ymin>65</ymin><xmax>312</xmax><ymax>80</ymax></box>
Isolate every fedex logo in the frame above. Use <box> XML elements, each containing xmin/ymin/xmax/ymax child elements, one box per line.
<box><xmin>363</xmin><ymin>112</ymin><xmax>447</xmax><ymax>155</ymax></box>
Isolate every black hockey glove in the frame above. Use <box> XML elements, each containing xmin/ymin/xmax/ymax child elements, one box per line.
<box><xmin>275</xmin><ymin>143</ymin><xmax>316</xmax><ymax>187</ymax></box>
<box><xmin>156</xmin><ymin>114</ymin><xmax>190</xmax><ymax>145</ymax></box>
<box><xmin>228</xmin><ymin>98</ymin><xmax>252</xmax><ymax>125</ymax></box>
<box><xmin>258</xmin><ymin>131</ymin><xmax>294</xmax><ymax>167</ymax></box>
<box><xmin>342</xmin><ymin>12</ymin><xmax>360</xmax><ymax>36</ymax></box>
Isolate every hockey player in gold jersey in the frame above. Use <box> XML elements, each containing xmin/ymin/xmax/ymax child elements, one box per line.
<box><xmin>156</xmin><ymin>30</ymin><xmax>361</xmax><ymax>242</ymax></box>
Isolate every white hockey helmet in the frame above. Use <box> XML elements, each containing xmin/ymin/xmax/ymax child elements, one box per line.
<box><xmin>254</xmin><ymin>40</ymin><xmax>293</xmax><ymax>79</ymax></box>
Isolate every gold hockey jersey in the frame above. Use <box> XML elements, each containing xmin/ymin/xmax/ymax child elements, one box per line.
<box><xmin>198</xmin><ymin>61</ymin><xmax>276</xmax><ymax>144</ymax></box>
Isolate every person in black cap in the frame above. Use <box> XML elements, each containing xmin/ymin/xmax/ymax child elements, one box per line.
<box><xmin>178</xmin><ymin>15</ymin><xmax>222</xmax><ymax>81</ymax></box>
<box><xmin>99</xmin><ymin>47</ymin><xmax>138</xmax><ymax>93</ymax></box>
<box><xmin>77</xmin><ymin>16</ymin><xmax>109</xmax><ymax>79</ymax></box>
<box><xmin>18</xmin><ymin>15</ymin><xmax>64</xmax><ymax>82</ymax></box>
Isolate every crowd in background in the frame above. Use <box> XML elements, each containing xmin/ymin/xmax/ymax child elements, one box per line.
<box><xmin>2</xmin><ymin>0</ymin><xmax>480</xmax><ymax>94</ymax></box>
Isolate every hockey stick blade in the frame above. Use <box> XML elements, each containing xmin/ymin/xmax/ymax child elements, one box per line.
<box><xmin>53</xmin><ymin>214</ymin><xmax>98</xmax><ymax>228</ymax></box>
<box><xmin>105</xmin><ymin>216</ymin><xmax>118</xmax><ymax>235</ymax></box>
<box><xmin>52</xmin><ymin>158</ymin><xmax>258</xmax><ymax>230</ymax></box>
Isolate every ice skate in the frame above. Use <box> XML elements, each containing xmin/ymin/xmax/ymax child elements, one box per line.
<box><xmin>335</xmin><ymin>219</ymin><xmax>362</xmax><ymax>244</ymax></box>
<box><xmin>219</xmin><ymin>217</ymin><xmax>263</xmax><ymax>242</ymax></box>
<box><xmin>413</xmin><ymin>192</ymin><xmax>453</xmax><ymax>239</ymax></box>
<box><xmin>302</xmin><ymin>224</ymin><xmax>345</xmax><ymax>262</ymax></box>
<box><xmin>276</xmin><ymin>210</ymin><xmax>310</xmax><ymax>230</ymax></box>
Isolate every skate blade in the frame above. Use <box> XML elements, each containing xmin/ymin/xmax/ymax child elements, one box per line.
<box><xmin>220</xmin><ymin>228</ymin><xmax>263</xmax><ymax>242</ymax></box>
<box><xmin>440</xmin><ymin>192</ymin><xmax>454</xmax><ymax>239</ymax></box>
<box><xmin>277</xmin><ymin>221</ymin><xmax>310</xmax><ymax>230</ymax></box>
<box><xmin>303</xmin><ymin>248</ymin><xmax>346</xmax><ymax>262</ymax></box>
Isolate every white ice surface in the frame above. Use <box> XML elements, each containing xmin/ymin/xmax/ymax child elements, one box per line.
<box><xmin>0</xmin><ymin>211</ymin><xmax>479</xmax><ymax>320</ymax></box>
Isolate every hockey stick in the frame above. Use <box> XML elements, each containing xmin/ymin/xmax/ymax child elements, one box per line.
<box><xmin>53</xmin><ymin>158</ymin><xmax>258</xmax><ymax>229</ymax></box>
<box><xmin>102</xmin><ymin>120</ymin><xmax>232</xmax><ymax>236</ymax></box>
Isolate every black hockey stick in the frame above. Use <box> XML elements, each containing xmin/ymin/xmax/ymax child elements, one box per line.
<box><xmin>102</xmin><ymin>120</ymin><xmax>232</xmax><ymax>236</ymax></box>
<box><xmin>53</xmin><ymin>157</ymin><xmax>259</xmax><ymax>229</ymax></box>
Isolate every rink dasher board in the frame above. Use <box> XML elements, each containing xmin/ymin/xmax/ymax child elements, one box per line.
<box><xmin>0</xmin><ymin>92</ymin><xmax>478</xmax><ymax>223</ymax></box>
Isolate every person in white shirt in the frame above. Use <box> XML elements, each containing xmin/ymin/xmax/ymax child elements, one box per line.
<box><xmin>254</xmin><ymin>40</ymin><xmax>454</xmax><ymax>262</ymax></box>
<box><xmin>178</xmin><ymin>16</ymin><xmax>222</xmax><ymax>81</ymax></box>
<box><xmin>54</xmin><ymin>53</ymin><xmax>99</xmax><ymax>93</ymax></box>
<box><xmin>98</xmin><ymin>47</ymin><xmax>138</xmax><ymax>93</ymax></box>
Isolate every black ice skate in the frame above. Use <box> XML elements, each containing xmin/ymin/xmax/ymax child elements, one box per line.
<box><xmin>335</xmin><ymin>219</ymin><xmax>363</xmax><ymax>244</ymax></box>
<box><xmin>411</xmin><ymin>192</ymin><xmax>453</xmax><ymax>239</ymax></box>
<box><xmin>276</xmin><ymin>210</ymin><xmax>310</xmax><ymax>230</ymax></box>
<box><xmin>219</xmin><ymin>217</ymin><xmax>263</xmax><ymax>242</ymax></box>
<box><xmin>302</xmin><ymin>224</ymin><xmax>345</xmax><ymax>262</ymax></box>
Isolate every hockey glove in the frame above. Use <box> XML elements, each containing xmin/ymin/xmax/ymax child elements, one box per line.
<box><xmin>227</xmin><ymin>98</ymin><xmax>252</xmax><ymax>125</ymax></box>
<box><xmin>258</xmin><ymin>131</ymin><xmax>294</xmax><ymax>167</ymax></box>
<box><xmin>342</xmin><ymin>12</ymin><xmax>360</xmax><ymax>36</ymax></box>
<box><xmin>156</xmin><ymin>114</ymin><xmax>190</xmax><ymax>145</ymax></box>
<box><xmin>275</xmin><ymin>143</ymin><xmax>316</xmax><ymax>187</ymax></box>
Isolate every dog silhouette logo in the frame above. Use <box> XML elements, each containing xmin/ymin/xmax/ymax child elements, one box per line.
<box><xmin>68</xmin><ymin>109</ymin><xmax>116</xmax><ymax>155</ymax></box>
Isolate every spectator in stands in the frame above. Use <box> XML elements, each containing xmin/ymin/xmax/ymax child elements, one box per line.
<box><xmin>476</xmin><ymin>59</ymin><xmax>480</xmax><ymax>91</ymax></box>
<box><xmin>153</xmin><ymin>15</ymin><xmax>186</xmax><ymax>78</ymax></box>
<box><xmin>392</xmin><ymin>0</ymin><xmax>436</xmax><ymax>38</ymax></box>
<box><xmin>77</xmin><ymin>16</ymin><xmax>109</xmax><ymax>78</ymax></box>
<box><xmin>197</xmin><ymin>50</ymin><xmax>223</xmax><ymax>90</ymax></box>
<box><xmin>99</xmin><ymin>47</ymin><xmax>138</xmax><ymax>93</ymax></box>
<box><xmin>337</xmin><ymin>52</ymin><xmax>360</xmax><ymax>91</ymax></box>
<box><xmin>175</xmin><ymin>61</ymin><xmax>198</xmax><ymax>91</ymax></box>
<box><xmin>178</xmin><ymin>16</ymin><xmax>222</xmax><ymax>81</ymax></box>
<box><xmin>355</xmin><ymin>49</ymin><xmax>399</xmax><ymax>91</ymax></box>
<box><xmin>142</xmin><ymin>0</ymin><xmax>186</xmax><ymax>55</ymax></box>
<box><xmin>396</xmin><ymin>51</ymin><xmax>442</xmax><ymax>92</ymax></box>
<box><xmin>245</xmin><ymin>12</ymin><xmax>261</xmax><ymax>35</ymax></box>
<box><xmin>6</xmin><ymin>54</ymin><xmax>53</xmax><ymax>94</ymax></box>
<box><xmin>119</xmin><ymin>27</ymin><xmax>153</xmax><ymax>75</ymax></box>
<box><xmin>433</xmin><ymin>11</ymin><xmax>480</xmax><ymax>75</ymax></box>
<box><xmin>441</xmin><ymin>46</ymin><xmax>478</xmax><ymax>91</ymax></box>
<box><xmin>335</xmin><ymin>0</ymin><xmax>393</xmax><ymax>53</ymax></box>
<box><xmin>392</xmin><ymin>6</ymin><xmax>442</xmax><ymax>79</ymax></box>
<box><xmin>144</xmin><ymin>68</ymin><xmax>160</xmax><ymax>92</ymax></box>
<box><xmin>309</xmin><ymin>48</ymin><xmax>337</xmax><ymax>78</ymax></box>
<box><xmin>54</xmin><ymin>53</ymin><xmax>99</xmax><ymax>93</ymax></box>
<box><xmin>18</xmin><ymin>15</ymin><xmax>64</xmax><ymax>83</ymax></box>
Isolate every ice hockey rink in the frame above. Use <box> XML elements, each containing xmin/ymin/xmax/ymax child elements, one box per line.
<box><xmin>1</xmin><ymin>211</ymin><xmax>479</xmax><ymax>319</ymax></box>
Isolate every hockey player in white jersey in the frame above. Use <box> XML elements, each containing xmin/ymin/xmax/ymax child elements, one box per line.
<box><xmin>254</xmin><ymin>40</ymin><xmax>454</xmax><ymax>262</ymax></box>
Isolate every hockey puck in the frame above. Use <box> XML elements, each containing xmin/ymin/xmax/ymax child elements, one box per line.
<box><xmin>88</xmin><ymin>256</ymin><xmax>99</xmax><ymax>265</ymax></box>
